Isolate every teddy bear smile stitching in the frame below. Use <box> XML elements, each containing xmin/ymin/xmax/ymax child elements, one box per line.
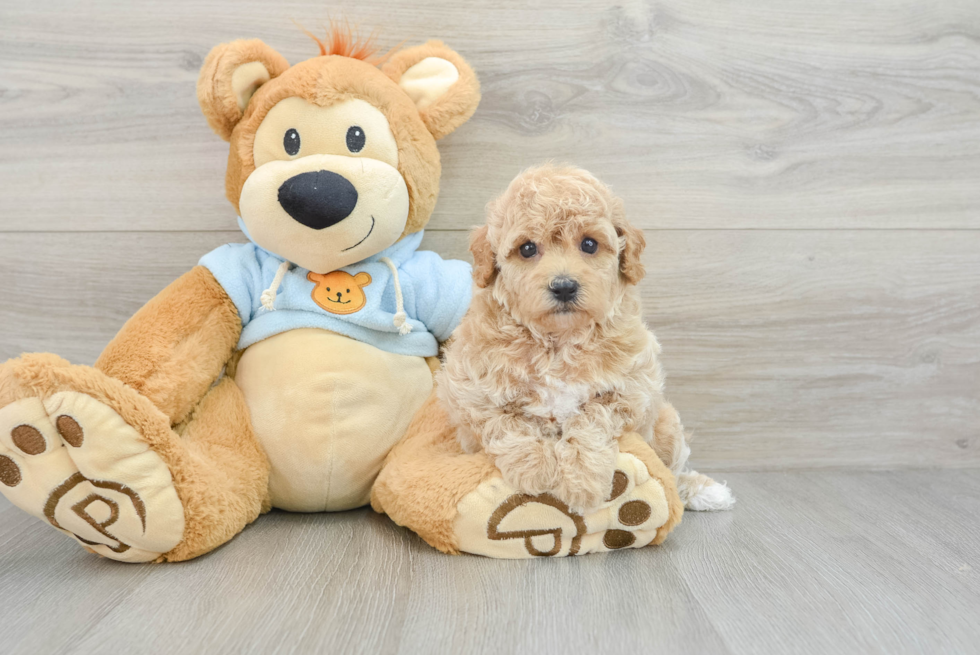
<box><xmin>341</xmin><ymin>216</ymin><xmax>375</xmax><ymax>252</ymax></box>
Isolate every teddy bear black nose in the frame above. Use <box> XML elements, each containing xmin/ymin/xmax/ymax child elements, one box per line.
<box><xmin>549</xmin><ymin>277</ymin><xmax>579</xmax><ymax>303</ymax></box>
<box><xmin>277</xmin><ymin>170</ymin><xmax>358</xmax><ymax>230</ymax></box>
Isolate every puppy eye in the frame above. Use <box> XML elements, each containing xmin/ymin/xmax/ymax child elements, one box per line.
<box><xmin>346</xmin><ymin>126</ymin><xmax>365</xmax><ymax>153</ymax></box>
<box><xmin>519</xmin><ymin>242</ymin><xmax>537</xmax><ymax>259</ymax></box>
<box><xmin>284</xmin><ymin>129</ymin><xmax>300</xmax><ymax>156</ymax></box>
<box><xmin>581</xmin><ymin>238</ymin><xmax>598</xmax><ymax>254</ymax></box>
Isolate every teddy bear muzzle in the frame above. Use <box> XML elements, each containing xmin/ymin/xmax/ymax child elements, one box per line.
<box><xmin>277</xmin><ymin>169</ymin><xmax>359</xmax><ymax>230</ymax></box>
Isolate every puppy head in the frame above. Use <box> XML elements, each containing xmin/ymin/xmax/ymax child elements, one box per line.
<box><xmin>471</xmin><ymin>164</ymin><xmax>645</xmax><ymax>334</ymax></box>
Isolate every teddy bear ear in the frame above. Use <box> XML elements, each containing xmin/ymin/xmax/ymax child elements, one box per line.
<box><xmin>354</xmin><ymin>272</ymin><xmax>372</xmax><ymax>287</ymax></box>
<box><xmin>197</xmin><ymin>39</ymin><xmax>290</xmax><ymax>141</ymax></box>
<box><xmin>382</xmin><ymin>41</ymin><xmax>481</xmax><ymax>140</ymax></box>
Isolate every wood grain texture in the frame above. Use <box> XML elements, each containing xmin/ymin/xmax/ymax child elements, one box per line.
<box><xmin>0</xmin><ymin>470</ymin><xmax>977</xmax><ymax>655</ymax></box>
<box><xmin>1</xmin><ymin>0</ymin><xmax>979</xmax><ymax>231</ymax></box>
<box><xmin>1</xmin><ymin>2</ymin><xmax>979</xmax><ymax>469</ymax></box>
<box><xmin>0</xmin><ymin>230</ymin><xmax>977</xmax><ymax>470</ymax></box>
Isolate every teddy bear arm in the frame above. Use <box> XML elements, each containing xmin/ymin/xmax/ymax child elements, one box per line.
<box><xmin>95</xmin><ymin>266</ymin><xmax>242</xmax><ymax>425</ymax></box>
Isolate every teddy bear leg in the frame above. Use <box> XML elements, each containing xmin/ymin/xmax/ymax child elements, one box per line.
<box><xmin>372</xmin><ymin>392</ymin><xmax>685</xmax><ymax>557</ymax></box>
<box><xmin>371</xmin><ymin>393</ymin><xmax>498</xmax><ymax>554</ymax></box>
<box><xmin>447</xmin><ymin>432</ymin><xmax>683</xmax><ymax>557</ymax></box>
<box><xmin>159</xmin><ymin>376</ymin><xmax>270</xmax><ymax>562</ymax></box>
<box><xmin>0</xmin><ymin>354</ymin><xmax>266</xmax><ymax>562</ymax></box>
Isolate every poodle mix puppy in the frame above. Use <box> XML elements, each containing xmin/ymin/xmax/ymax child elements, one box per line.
<box><xmin>437</xmin><ymin>165</ymin><xmax>734</xmax><ymax>513</ymax></box>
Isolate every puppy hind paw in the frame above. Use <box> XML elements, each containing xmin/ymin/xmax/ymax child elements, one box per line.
<box><xmin>677</xmin><ymin>470</ymin><xmax>735</xmax><ymax>511</ymax></box>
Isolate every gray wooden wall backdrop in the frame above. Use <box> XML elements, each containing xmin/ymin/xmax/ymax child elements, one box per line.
<box><xmin>1</xmin><ymin>0</ymin><xmax>978</xmax><ymax>471</ymax></box>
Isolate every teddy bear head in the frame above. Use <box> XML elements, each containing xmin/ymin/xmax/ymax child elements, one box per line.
<box><xmin>197</xmin><ymin>29</ymin><xmax>480</xmax><ymax>273</ymax></box>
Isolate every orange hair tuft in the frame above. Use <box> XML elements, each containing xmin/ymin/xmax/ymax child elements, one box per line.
<box><xmin>297</xmin><ymin>19</ymin><xmax>396</xmax><ymax>67</ymax></box>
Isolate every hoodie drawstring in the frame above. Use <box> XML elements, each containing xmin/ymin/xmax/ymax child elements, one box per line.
<box><xmin>261</xmin><ymin>260</ymin><xmax>291</xmax><ymax>311</ymax></box>
<box><xmin>262</xmin><ymin>257</ymin><xmax>411</xmax><ymax>337</ymax></box>
<box><xmin>380</xmin><ymin>256</ymin><xmax>412</xmax><ymax>335</ymax></box>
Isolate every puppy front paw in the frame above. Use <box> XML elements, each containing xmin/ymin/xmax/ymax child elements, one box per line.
<box><xmin>491</xmin><ymin>439</ymin><xmax>561</xmax><ymax>497</ymax></box>
<box><xmin>551</xmin><ymin>439</ymin><xmax>618</xmax><ymax>513</ymax></box>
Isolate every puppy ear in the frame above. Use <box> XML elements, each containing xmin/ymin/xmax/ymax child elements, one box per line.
<box><xmin>616</xmin><ymin>214</ymin><xmax>646</xmax><ymax>285</ymax></box>
<box><xmin>469</xmin><ymin>224</ymin><xmax>497</xmax><ymax>288</ymax></box>
<box><xmin>383</xmin><ymin>40</ymin><xmax>480</xmax><ymax>140</ymax></box>
<box><xmin>198</xmin><ymin>39</ymin><xmax>290</xmax><ymax>141</ymax></box>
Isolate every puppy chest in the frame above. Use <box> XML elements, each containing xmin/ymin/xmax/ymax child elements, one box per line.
<box><xmin>526</xmin><ymin>380</ymin><xmax>593</xmax><ymax>423</ymax></box>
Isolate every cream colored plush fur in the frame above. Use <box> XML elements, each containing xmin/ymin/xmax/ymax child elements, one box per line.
<box><xmin>234</xmin><ymin>329</ymin><xmax>433</xmax><ymax>512</ymax></box>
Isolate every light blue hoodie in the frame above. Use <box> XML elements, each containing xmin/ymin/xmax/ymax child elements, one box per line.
<box><xmin>199</xmin><ymin>221</ymin><xmax>472</xmax><ymax>357</ymax></box>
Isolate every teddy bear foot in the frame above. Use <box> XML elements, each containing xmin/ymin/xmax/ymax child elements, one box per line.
<box><xmin>453</xmin><ymin>451</ymin><xmax>673</xmax><ymax>558</ymax></box>
<box><xmin>0</xmin><ymin>391</ymin><xmax>184</xmax><ymax>562</ymax></box>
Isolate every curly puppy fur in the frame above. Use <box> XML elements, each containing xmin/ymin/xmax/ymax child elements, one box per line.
<box><xmin>438</xmin><ymin>164</ymin><xmax>733</xmax><ymax>513</ymax></box>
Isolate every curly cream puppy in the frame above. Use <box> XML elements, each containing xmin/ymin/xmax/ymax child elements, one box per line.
<box><xmin>437</xmin><ymin>165</ymin><xmax>733</xmax><ymax>513</ymax></box>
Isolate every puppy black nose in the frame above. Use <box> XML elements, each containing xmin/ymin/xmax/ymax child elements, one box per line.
<box><xmin>277</xmin><ymin>170</ymin><xmax>358</xmax><ymax>230</ymax></box>
<box><xmin>549</xmin><ymin>277</ymin><xmax>579</xmax><ymax>303</ymax></box>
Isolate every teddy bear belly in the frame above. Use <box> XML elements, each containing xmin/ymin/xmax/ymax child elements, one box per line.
<box><xmin>233</xmin><ymin>328</ymin><xmax>433</xmax><ymax>512</ymax></box>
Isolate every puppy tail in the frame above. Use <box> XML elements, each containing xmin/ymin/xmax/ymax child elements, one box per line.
<box><xmin>676</xmin><ymin>470</ymin><xmax>736</xmax><ymax>511</ymax></box>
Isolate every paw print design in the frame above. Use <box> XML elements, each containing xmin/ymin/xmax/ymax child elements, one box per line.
<box><xmin>486</xmin><ymin>493</ymin><xmax>587</xmax><ymax>556</ymax></box>
<box><xmin>455</xmin><ymin>452</ymin><xmax>670</xmax><ymax>558</ymax></box>
<box><xmin>0</xmin><ymin>391</ymin><xmax>185</xmax><ymax>562</ymax></box>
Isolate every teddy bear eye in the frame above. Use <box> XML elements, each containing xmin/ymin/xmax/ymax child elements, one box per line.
<box><xmin>346</xmin><ymin>289</ymin><xmax>350</xmax><ymax>293</ymax></box>
<box><xmin>325</xmin><ymin>287</ymin><xmax>330</xmax><ymax>292</ymax></box>
<box><xmin>346</xmin><ymin>126</ymin><xmax>365</xmax><ymax>153</ymax></box>
<box><xmin>581</xmin><ymin>237</ymin><xmax>598</xmax><ymax>254</ymax></box>
<box><xmin>284</xmin><ymin>129</ymin><xmax>301</xmax><ymax>156</ymax></box>
<box><xmin>519</xmin><ymin>242</ymin><xmax>537</xmax><ymax>259</ymax></box>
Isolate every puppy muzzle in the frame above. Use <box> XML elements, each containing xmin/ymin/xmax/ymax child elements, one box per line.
<box><xmin>549</xmin><ymin>276</ymin><xmax>580</xmax><ymax>304</ymax></box>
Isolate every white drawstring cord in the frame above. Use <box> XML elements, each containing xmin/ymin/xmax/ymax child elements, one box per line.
<box><xmin>261</xmin><ymin>257</ymin><xmax>410</xmax><ymax>336</ymax></box>
<box><xmin>380</xmin><ymin>256</ymin><xmax>412</xmax><ymax>335</ymax></box>
<box><xmin>260</xmin><ymin>260</ymin><xmax>291</xmax><ymax>311</ymax></box>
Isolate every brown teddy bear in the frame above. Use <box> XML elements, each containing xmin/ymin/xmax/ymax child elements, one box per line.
<box><xmin>0</xmin><ymin>28</ymin><xmax>684</xmax><ymax>561</ymax></box>
<box><xmin>0</xmin><ymin>29</ymin><xmax>484</xmax><ymax>561</ymax></box>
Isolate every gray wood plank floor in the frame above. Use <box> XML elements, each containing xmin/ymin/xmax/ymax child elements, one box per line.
<box><xmin>1</xmin><ymin>470</ymin><xmax>977</xmax><ymax>655</ymax></box>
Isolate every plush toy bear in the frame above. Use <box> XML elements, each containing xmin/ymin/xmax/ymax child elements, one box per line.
<box><xmin>0</xmin><ymin>31</ymin><xmax>481</xmax><ymax>562</ymax></box>
<box><xmin>0</xmin><ymin>29</ymin><xmax>684</xmax><ymax>562</ymax></box>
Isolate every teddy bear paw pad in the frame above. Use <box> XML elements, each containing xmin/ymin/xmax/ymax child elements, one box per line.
<box><xmin>453</xmin><ymin>452</ymin><xmax>670</xmax><ymax>558</ymax></box>
<box><xmin>0</xmin><ymin>392</ymin><xmax>184</xmax><ymax>562</ymax></box>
